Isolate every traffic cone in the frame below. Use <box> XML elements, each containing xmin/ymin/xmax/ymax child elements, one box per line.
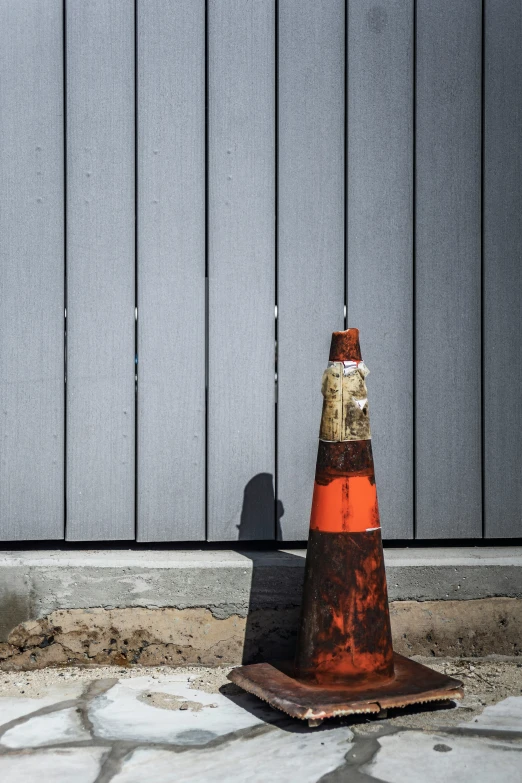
<box><xmin>229</xmin><ymin>329</ymin><xmax>464</xmax><ymax>723</ymax></box>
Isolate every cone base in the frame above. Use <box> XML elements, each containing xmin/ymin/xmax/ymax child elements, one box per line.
<box><xmin>228</xmin><ymin>653</ymin><xmax>463</xmax><ymax>722</ymax></box>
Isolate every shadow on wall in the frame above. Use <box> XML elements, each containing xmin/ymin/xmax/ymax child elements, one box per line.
<box><xmin>236</xmin><ymin>473</ymin><xmax>305</xmax><ymax>665</ymax></box>
<box><xmin>237</xmin><ymin>472</ymin><xmax>284</xmax><ymax>541</ymax></box>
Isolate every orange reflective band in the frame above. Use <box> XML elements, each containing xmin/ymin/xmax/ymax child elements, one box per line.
<box><xmin>309</xmin><ymin>475</ymin><xmax>380</xmax><ymax>533</ymax></box>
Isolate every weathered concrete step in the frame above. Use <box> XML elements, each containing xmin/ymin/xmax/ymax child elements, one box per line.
<box><xmin>1</xmin><ymin>548</ymin><xmax>521</xmax><ymax>669</ymax></box>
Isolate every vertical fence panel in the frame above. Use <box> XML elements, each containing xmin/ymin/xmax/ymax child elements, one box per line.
<box><xmin>347</xmin><ymin>0</ymin><xmax>414</xmax><ymax>540</ymax></box>
<box><xmin>207</xmin><ymin>0</ymin><xmax>276</xmax><ymax>540</ymax></box>
<box><xmin>0</xmin><ymin>0</ymin><xmax>64</xmax><ymax>540</ymax></box>
<box><xmin>137</xmin><ymin>0</ymin><xmax>205</xmax><ymax>541</ymax></box>
<box><xmin>415</xmin><ymin>0</ymin><xmax>482</xmax><ymax>538</ymax></box>
<box><xmin>66</xmin><ymin>0</ymin><xmax>135</xmax><ymax>540</ymax></box>
<box><xmin>277</xmin><ymin>0</ymin><xmax>345</xmax><ymax>540</ymax></box>
<box><xmin>3</xmin><ymin>0</ymin><xmax>520</xmax><ymax>545</ymax></box>
<box><xmin>484</xmin><ymin>0</ymin><xmax>522</xmax><ymax>538</ymax></box>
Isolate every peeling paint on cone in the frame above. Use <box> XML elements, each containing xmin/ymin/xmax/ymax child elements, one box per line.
<box><xmin>296</xmin><ymin>328</ymin><xmax>393</xmax><ymax>683</ymax></box>
<box><xmin>229</xmin><ymin>328</ymin><xmax>464</xmax><ymax>718</ymax></box>
<box><xmin>295</xmin><ymin>529</ymin><xmax>393</xmax><ymax>683</ymax></box>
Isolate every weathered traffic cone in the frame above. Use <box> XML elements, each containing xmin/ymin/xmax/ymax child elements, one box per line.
<box><xmin>294</xmin><ymin>328</ymin><xmax>393</xmax><ymax>685</ymax></box>
<box><xmin>229</xmin><ymin>329</ymin><xmax>464</xmax><ymax>723</ymax></box>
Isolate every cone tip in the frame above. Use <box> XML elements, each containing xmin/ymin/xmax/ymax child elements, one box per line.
<box><xmin>329</xmin><ymin>328</ymin><xmax>362</xmax><ymax>362</ymax></box>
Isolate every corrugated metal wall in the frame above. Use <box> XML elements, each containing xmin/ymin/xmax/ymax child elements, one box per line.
<box><xmin>0</xmin><ymin>0</ymin><xmax>520</xmax><ymax>542</ymax></box>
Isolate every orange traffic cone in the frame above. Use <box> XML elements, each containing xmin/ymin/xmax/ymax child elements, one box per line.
<box><xmin>229</xmin><ymin>329</ymin><xmax>463</xmax><ymax>723</ymax></box>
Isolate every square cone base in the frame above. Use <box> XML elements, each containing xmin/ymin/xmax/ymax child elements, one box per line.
<box><xmin>228</xmin><ymin>653</ymin><xmax>464</xmax><ymax>722</ymax></box>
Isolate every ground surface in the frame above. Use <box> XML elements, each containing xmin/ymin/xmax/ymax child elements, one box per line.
<box><xmin>0</xmin><ymin>658</ymin><xmax>521</xmax><ymax>781</ymax></box>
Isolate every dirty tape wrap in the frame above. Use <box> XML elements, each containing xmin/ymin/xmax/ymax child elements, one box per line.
<box><xmin>319</xmin><ymin>361</ymin><xmax>371</xmax><ymax>442</ymax></box>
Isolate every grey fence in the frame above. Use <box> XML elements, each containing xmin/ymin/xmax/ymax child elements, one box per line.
<box><xmin>0</xmin><ymin>0</ymin><xmax>520</xmax><ymax>542</ymax></box>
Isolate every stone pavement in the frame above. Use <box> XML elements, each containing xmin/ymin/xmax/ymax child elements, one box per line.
<box><xmin>0</xmin><ymin>658</ymin><xmax>521</xmax><ymax>782</ymax></box>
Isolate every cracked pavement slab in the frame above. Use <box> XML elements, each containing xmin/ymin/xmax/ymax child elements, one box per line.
<box><xmin>0</xmin><ymin>658</ymin><xmax>521</xmax><ymax>782</ymax></box>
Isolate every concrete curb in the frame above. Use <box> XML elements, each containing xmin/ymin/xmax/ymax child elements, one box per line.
<box><xmin>2</xmin><ymin>548</ymin><xmax>522</xmax><ymax>627</ymax></box>
<box><xmin>1</xmin><ymin>548</ymin><xmax>522</xmax><ymax>667</ymax></box>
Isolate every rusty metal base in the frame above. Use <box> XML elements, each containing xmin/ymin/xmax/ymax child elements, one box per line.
<box><xmin>228</xmin><ymin>653</ymin><xmax>464</xmax><ymax>722</ymax></box>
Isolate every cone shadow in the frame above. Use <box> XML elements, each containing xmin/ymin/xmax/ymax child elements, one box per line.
<box><xmin>236</xmin><ymin>473</ymin><xmax>303</xmax><ymax>666</ymax></box>
<box><xmin>237</xmin><ymin>472</ymin><xmax>282</xmax><ymax>541</ymax></box>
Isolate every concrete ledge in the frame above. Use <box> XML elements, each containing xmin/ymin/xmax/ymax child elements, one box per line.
<box><xmin>2</xmin><ymin>548</ymin><xmax>522</xmax><ymax>626</ymax></box>
<box><xmin>1</xmin><ymin>548</ymin><xmax>521</xmax><ymax>668</ymax></box>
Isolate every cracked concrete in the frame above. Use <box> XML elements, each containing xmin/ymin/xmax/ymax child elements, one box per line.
<box><xmin>0</xmin><ymin>659</ymin><xmax>521</xmax><ymax>781</ymax></box>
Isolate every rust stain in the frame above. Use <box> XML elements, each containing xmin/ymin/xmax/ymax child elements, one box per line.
<box><xmin>228</xmin><ymin>655</ymin><xmax>464</xmax><ymax>721</ymax></box>
<box><xmin>315</xmin><ymin>440</ymin><xmax>374</xmax><ymax>484</ymax></box>
<box><xmin>295</xmin><ymin>529</ymin><xmax>392</xmax><ymax>683</ymax></box>
<box><xmin>329</xmin><ymin>328</ymin><xmax>362</xmax><ymax>362</ymax></box>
